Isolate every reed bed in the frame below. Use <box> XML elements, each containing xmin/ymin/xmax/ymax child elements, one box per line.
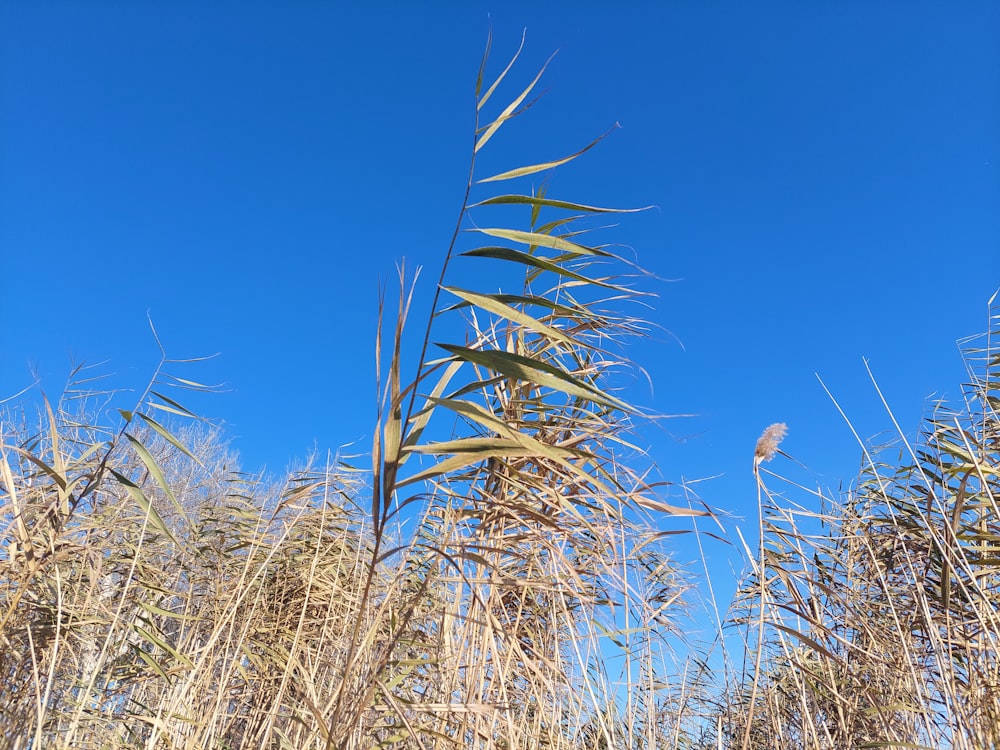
<box><xmin>2</xmin><ymin>37</ymin><xmax>997</xmax><ymax>750</ymax></box>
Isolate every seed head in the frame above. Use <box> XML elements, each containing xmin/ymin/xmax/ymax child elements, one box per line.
<box><xmin>754</xmin><ymin>422</ymin><xmax>788</xmax><ymax>468</ymax></box>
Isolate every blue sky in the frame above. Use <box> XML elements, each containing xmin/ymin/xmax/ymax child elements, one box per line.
<box><xmin>2</xmin><ymin>4</ymin><xmax>998</xmax><ymax>594</ymax></box>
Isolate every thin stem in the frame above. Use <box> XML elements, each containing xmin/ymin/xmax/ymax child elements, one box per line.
<box><xmin>741</xmin><ymin>466</ymin><xmax>768</xmax><ymax>750</ymax></box>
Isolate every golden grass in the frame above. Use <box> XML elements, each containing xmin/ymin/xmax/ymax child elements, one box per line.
<box><xmin>2</xmin><ymin>37</ymin><xmax>997</xmax><ymax>750</ymax></box>
<box><xmin>720</xmin><ymin>313</ymin><xmax>1000</xmax><ymax>749</ymax></box>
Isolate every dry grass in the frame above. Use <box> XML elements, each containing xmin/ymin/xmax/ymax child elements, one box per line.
<box><xmin>0</xmin><ymin>37</ymin><xmax>704</xmax><ymax>750</ymax></box>
<box><xmin>718</xmin><ymin>305</ymin><xmax>1000</xmax><ymax>749</ymax></box>
<box><xmin>2</xmin><ymin>36</ymin><xmax>997</xmax><ymax>750</ymax></box>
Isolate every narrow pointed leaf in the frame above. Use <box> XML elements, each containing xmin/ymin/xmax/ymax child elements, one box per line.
<box><xmin>531</xmin><ymin>183</ymin><xmax>547</xmax><ymax>228</ymax></box>
<box><xmin>110</xmin><ymin>469</ymin><xmax>177</xmax><ymax>544</ymax></box>
<box><xmin>381</xmin><ymin>316</ymin><xmax>405</xmax><ymax>506</ymax></box>
<box><xmin>163</xmin><ymin>375</ymin><xmax>221</xmax><ymax>391</ymax></box>
<box><xmin>634</xmin><ymin>496</ymin><xmax>710</xmax><ymax>517</ymax></box>
<box><xmin>443</xmin><ymin>287</ymin><xmax>576</xmax><ymax>347</ymax></box>
<box><xmin>401</xmin><ymin>360</ymin><xmax>464</xmax><ymax>456</ymax></box>
<box><xmin>472</xmin><ymin>194</ymin><xmax>646</xmax><ymax>214</ymax></box>
<box><xmin>398</xmin><ymin>447</ymin><xmax>534</xmax><ymax>488</ymax></box>
<box><xmin>125</xmin><ymin>433</ymin><xmax>194</xmax><ymax>531</ymax></box>
<box><xmin>135</xmin><ymin>649</ymin><xmax>172</xmax><ymax>683</ymax></box>
<box><xmin>474</xmin><ymin>28</ymin><xmax>493</xmax><ymax>99</ymax></box>
<box><xmin>473</xmin><ymin>227</ymin><xmax>610</xmax><ymax>257</ymax></box>
<box><xmin>43</xmin><ymin>397</ymin><xmax>71</xmax><ymax>514</ymax></box>
<box><xmin>442</xmin><ymin>292</ymin><xmax>597</xmax><ymax>323</ymax></box>
<box><xmin>462</xmin><ymin>247</ymin><xmax>627</xmax><ymax>292</ymax></box>
<box><xmin>406</xmin><ymin>437</ymin><xmax>531</xmax><ymax>455</ymax></box>
<box><xmin>138</xmin><ymin>601</ymin><xmax>202</xmax><ymax>622</ymax></box>
<box><xmin>134</xmin><ymin>624</ymin><xmax>195</xmax><ymax>668</ymax></box>
<box><xmin>4</xmin><ymin>447</ymin><xmax>68</xmax><ymax>490</ymax></box>
<box><xmin>477</xmin><ymin>47</ymin><xmax>551</xmax><ymax>153</ymax></box>
<box><xmin>149</xmin><ymin>391</ymin><xmax>196</xmax><ymax>419</ymax></box>
<box><xmin>478</xmin><ymin>127</ymin><xmax>615</xmax><ymax>182</ymax></box>
<box><xmin>436</xmin><ymin>343</ymin><xmax>631</xmax><ymax>412</ymax></box>
<box><xmin>477</xmin><ymin>29</ymin><xmax>523</xmax><ymax>111</ymax></box>
<box><xmin>770</xmin><ymin>622</ymin><xmax>839</xmax><ymax>662</ymax></box>
<box><xmin>425</xmin><ymin>397</ymin><xmax>592</xmax><ymax>471</ymax></box>
<box><xmin>134</xmin><ymin>412</ymin><xmax>202</xmax><ymax>466</ymax></box>
<box><xmin>146</xmin><ymin>401</ymin><xmax>196</xmax><ymax>419</ymax></box>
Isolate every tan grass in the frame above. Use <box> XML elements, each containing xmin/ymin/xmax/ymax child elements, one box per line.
<box><xmin>0</xmin><ymin>37</ymin><xmax>704</xmax><ymax>750</ymax></box>
<box><xmin>2</xmin><ymin>35</ymin><xmax>997</xmax><ymax>750</ymax></box>
<box><xmin>720</xmin><ymin>302</ymin><xmax>1000</xmax><ymax>749</ymax></box>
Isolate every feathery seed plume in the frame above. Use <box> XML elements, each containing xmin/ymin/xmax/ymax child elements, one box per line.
<box><xmin>753</xmin><ymin>422</ymin><xmax>787</xmax><ymax>471</ymax></box>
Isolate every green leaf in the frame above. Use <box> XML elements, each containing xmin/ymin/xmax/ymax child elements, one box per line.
<box><xmin>478</xmin><ymin>127</ymin><xmax>615</xmax><ymax>183</ymax></box>
<box><xmin>443</xmin><ymin>287</ymin><xmax>576</xmax><ymax>347</ymax></box>
<box><xmin>4</xmin><ymin>446</ymin><xmax>68</xmax><ymax>491</ymax></box>
<box><xmin>400</xmin><ymin>360</ymin><xmax>464</xmax><ymax>457</ymax></box>
<box><xmin>423</xmin><ymin>396</ymin><xmax>597</xmax><ymax>473</ymax></box>
<box><xmin>441</xmin><ymin>292</ymin><xmax>600</xmax><ymax>323</ymax></box>
<box><xmin>134</xmin><ymin>624</ymin><xmax>194</xmax><ymax>668</ymax></box>
<box><xmin>397</xmin><ymin>446</ymin><xmax>533</xmax><ymax>488</ymax></box>
<box><xmin>462</xmin><ymin>247</ymin><xmax>627</xmax><ymax>291</ymax></box>
<box><xmin>134</xmin><ymin>412</ymin><xmax>203</xmax><ymax>466</ymax></box>
<box><xmin>531</xmin><ymin>182</ymin><xmax>547</xmax><ymax>228</ymax></box>
<box><xmin>474</xmin><ymin>28</ymin><xmax>493</xmax><ymax>99</ymax></box>
<box><xmin>477</xmin><ymin>29</ymin><xmax>518</xmax><ymax>110</ymax></box>
<box><xmin>148</xmin><ymin>391</ymin><xmax>196</xmax><ymax>419</ymax></box>
<box><xmin>125</xmin><ymin>433</ymin><xmax>194</xmax><ymax>532</ymax></box>
<box><xmin>770</xmin><ymin>622</ymin><xmax>839</xmax><ymax>662</ymax></box>
<box><xmin>471</xmin><ymin>194</ymin><xmax>646</xmax><ymax>214</ymax></box>
<box><xmin>406</xmin><ymin>436</ymin><xmax>531</xmax><ymax>455</ymax></box>
<box><xmin>134</xmin><ymin>648</ymin><xmax>172</xmax><ymax>683</ymax></box>
<box><xmin>436</xmin><ymin>343</ymin><xmax>631</xmax><ymax>412</ymax></box>
<box><xmin>477</xmin><ymin>45</ymin><xmax>551</xmax><ymax>152</ymax></box>
<box><xmin>110</xmin><ymin>469</ymin><xmax>178</xmax><ymax>545</ymax></box>
<box><xmin>472</xmin><ymin>227</ymin><xmax>610</xmax><ymax>257</ymax></box>
<box><xmin>162</xmin><ymin>374</ymin><xmax>221</xmax><ymax>391</ymax></box>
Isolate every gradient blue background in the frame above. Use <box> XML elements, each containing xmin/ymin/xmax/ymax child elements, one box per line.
<box><xmin>2</xmin><ymin>3</ymin><xmax>998</xmax><ymax>603</ymax></box>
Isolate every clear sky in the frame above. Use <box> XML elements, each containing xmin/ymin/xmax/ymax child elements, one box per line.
<box><xmin>2</xmin><ymin>3</ymin><xmax>998</xmax><ymax>597</ymax></box>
